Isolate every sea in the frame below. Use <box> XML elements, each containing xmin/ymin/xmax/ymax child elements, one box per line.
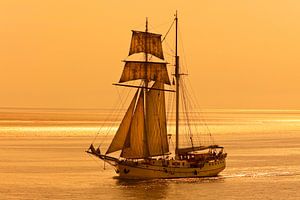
<box><xmin>0</xmin><ymin>108</ymin><xmax>299</xmax><ymax>200</ymax></box>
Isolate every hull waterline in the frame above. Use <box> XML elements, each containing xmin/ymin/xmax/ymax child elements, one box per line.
<box><xmin>114</xmin><ymin>159</ymin><xmax>226</xmax><ymax>179</ymax></box>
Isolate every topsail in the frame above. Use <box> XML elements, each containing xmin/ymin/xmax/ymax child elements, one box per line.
<box><xmin>119</xmin><ymin>61</ymin><xmax>170</xmax><ymax>84</ymax></box>
<box><xmin>129</xmin><ymin>31</ymin><xmax>164</xmax><ymax>59</ymax></box>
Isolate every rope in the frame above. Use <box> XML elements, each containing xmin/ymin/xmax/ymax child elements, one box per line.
<box><xmin>162</xmin><ymin>19</ymin><xmax>175</xmax><ymax>43</ymax></box>
<box><xmin>91</xmin><ymin>85</ymin><xmax>132</xmax><ymax>149</ymax></box>
<box><xmin>173</xmin><ymin>25</ymin><xmax>216</xmax><ymax>147</ymax></box>
<box><xmin>88</xmin><ymin>154</ymin><xmax>105</xmax><ymax>170</ymax></box>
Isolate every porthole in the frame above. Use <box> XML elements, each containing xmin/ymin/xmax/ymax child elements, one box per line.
<box><xmin>124</xmin><ymin>168</ymin><xmax>130</xmax><ymax>174</ymax></box>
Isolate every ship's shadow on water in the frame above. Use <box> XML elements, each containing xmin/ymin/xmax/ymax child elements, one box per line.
<box><xmin>113</xmin><ymin>175</ymin><xmax>225</xmax><ymax>185</ymax></box>
<box><xmin>113</xmin><ymin>178</ymin><xmax>170</xmax><ymax>199</ymax></box>
<box><xmin>111</xmin><ymin>176</ymin><xmax>225</xmax><ymax>199</ymax></box>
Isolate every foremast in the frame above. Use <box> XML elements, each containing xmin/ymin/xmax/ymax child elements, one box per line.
<box><xmin>143</xmin><ymin>18</ymin><xmax>150</xmax><ymax>158</ymax></box>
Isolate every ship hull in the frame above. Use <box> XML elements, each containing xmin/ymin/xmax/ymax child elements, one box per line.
<box><xmin>114</xmin><ymin>158</ymin><xmax>226</xmax><ymax>179</ymax></box>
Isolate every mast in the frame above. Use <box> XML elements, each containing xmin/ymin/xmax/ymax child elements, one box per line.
<box><xmin>175</xmin><ymin>12</ymin><xmax>180</xmax><ymax>155</ymax></box>
<box><xmin>143</xmin><ymin>17</ymin><xmax>150</xmax><ymax>157</ymax></box>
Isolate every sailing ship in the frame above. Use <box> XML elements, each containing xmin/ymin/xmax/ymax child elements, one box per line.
<box><xmin>87</xmin><ymin>13</ymin><xmax>227</xmax><ymax>179</ymax></box>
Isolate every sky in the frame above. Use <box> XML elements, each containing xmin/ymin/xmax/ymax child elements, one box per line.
<box><xmin>0</xmin><ymin>0</ymin><xmax>300</xmax><ymax>109</ymax></box>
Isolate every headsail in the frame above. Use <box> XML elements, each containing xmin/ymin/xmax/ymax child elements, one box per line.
<box><xmin>129</xmin><ymin>31</ymin><xmax>164</xmax><ymax>59</ymax></box>
<box><xmin>146</xmin><ymin>81</ymin><xmax>169</xmax><ymax>156</ymax></box>
<box><xmin>121</xmin><ymin>90</ymin><xmax>149</xmax><ymax>158</ymax></box>
<box><xmin>105</xmin><ymin>90</ymin><xmax>138</xmax><ymax>154</ymax></box>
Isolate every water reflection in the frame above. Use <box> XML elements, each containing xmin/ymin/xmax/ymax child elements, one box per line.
<box><xmin>112</xmin><ymin>176</ymin><xmax>225</xmax><ymax>199</ymax></box>
<box><xmin>114</xmin><ymin>178</ymin><xmax>169</xmax><ymax>199</ymax></box>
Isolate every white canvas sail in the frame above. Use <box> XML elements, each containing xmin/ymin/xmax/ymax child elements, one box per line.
<box><xmin>106</xmin><ymin>90</ymin><xmax>138</xmax><ymax>154</ymax></box>
<box><xmin>121</xmin><ymin>90</ymin><xmax>148</xmax><ymax>158</ymax></box>
<box><xmin>146</xmin><ymin>81</ymin><xmax>169</xmax><ymax>156</ymax></box>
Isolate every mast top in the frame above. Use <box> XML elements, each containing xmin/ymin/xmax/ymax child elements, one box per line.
<box><xmin>146</xmin><ymin>17</ymin><xmax>148</xmax><ymax>32</ymax></box>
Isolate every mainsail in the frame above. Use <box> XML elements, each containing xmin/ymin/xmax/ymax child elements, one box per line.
<box><xmin>146</xmin><ymin>81</ymin><xmax>169</xmax><ymax>156</ymax></box>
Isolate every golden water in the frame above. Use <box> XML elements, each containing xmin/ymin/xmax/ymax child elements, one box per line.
<box><xmin>0</xmin><ymin>109</ymin><xmax>299</xmax><ymax>199</ymax></box>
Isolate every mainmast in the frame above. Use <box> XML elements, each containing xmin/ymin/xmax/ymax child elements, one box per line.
<box><xmin>175</xmin><ymin>12</ymin><xmax>180</xmax><ymax>155</ymax></box>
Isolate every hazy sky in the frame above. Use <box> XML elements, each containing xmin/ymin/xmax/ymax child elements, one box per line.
<box><xmin>1</xmin><ymin>0</ymin><xmax>299</xmax><ymax>109</ymax></box>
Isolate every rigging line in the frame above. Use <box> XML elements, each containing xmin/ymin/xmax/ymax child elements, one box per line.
<box><xmin>105</xmin><ymin>84</ymin><xmax>134</xmax><ymax>136</ymax></box>
<box><xmin>167</xmin><ymin>86</ymin><xmax>175</xmax><ymax>121</ymax></box>
<box><xmin>162</xmin><ymin>19</ymin><xmax>175</xmax><ymax>43</ymax></box>
<box><xmin>149</xmin><ymin>19</ymin><xmax>175</xmax><ymax>31</ymax></box>
<box><xmin>119</xmin><ymin>81</ymin><xmax>144</xmax><ymax>158</ymax></box>
<box><xmin>166</xmin><ymin>85</ymin><xmax>175</xmax><ymax>141</ymax></box>
<box><xmin>88</xmin><ymin>154</ymin><xmax>105</xmax><ymax>169</ymax></box>
<box><xmin>94</xmin><ymin>88</ymin><xmax>127</xmax><ymax>137</ymax></box>
<box><xmin>95</xmin><ymin>99</ymin><xmax>123</xmax><ymax>147</ymax></box>
<box><xmin>170</xmin><ymin>91</ymin><xmax>176</xmax><ymax>140</ymax></box>
<box><xmin>180</xmin><ymin>77</ymin><xmax>198</xmax><ymax>143</ymax></box>
<box><xmin>179</xmin><ymin>79</ymin><xmax>186</xmax><ymax>146</ymax></box>
<box><xmin>185</xmin><ymin>79</ymin><xmax>202</xmax><ymax>146</ymax></box>
<box><xmin>97</xmin><ymin>86</ymin><xmax>132</xmax><ymax>148</ymax></box>
<box><xmin>179</xmin><ymin>84</ymin><xmax>188</xmax><ymax>147</ymax></box>
<box><xmin>164</xmin><ymin>40</ymin><xmax>175</xmax><ymax>54</ymax></box>
<box><xmin>179</xmin><ymin>59</ymin><xmax>212</xmax><ymax>144</ymax></box>
<box><xmin>180</xmin><ymin>78</ymin><xmax>195</xmax><ymax>148</ymax></box>
<box><xmin>181</xmin><ymin>80</ymin><xmax>195</xmax><ymax>144</ymax></box>
<box><xmin>178</xmin><ymin>24</ymin><xmax>207</xmax><ymax>146</ymax></box>
<box><xmin>164</xmin><ymin>51</ymin><xmax>176</xmax><ymax>58</ymax></box>
<box><xmin>178</xmin><ymin>27</ymin><xmax>189</xmax><ymax>75</ymax></box>
<box><xmin>185</xmin><ymin>78</ymin><xmax>206</xmax><ymax>143</ymax></box>
<box><xmin>183</xmin><ymin>79</ymin><xmax>203</xmax><ymax>146</ymax></box>
<box><xmin>185</xmin><ymin>77</ymin><xmax>215</xmax><ymax>144</ymax></box>
<box><xmin>177</xmin><ymin>21</ymin><xmax>215</xmax><ymax>145</ymax></box>
<box><xmin>145</xmin><ymin>18</ymin><xmax>174</xmax><ymax>56</ymax></box>
<box><xmin>132</xmin><ymin>21</ymin><xmax>149</xmax><ymax>32</ymax></box>
<box><xmin>167</xmin><ymin>59</ymin><xmax>175</xmax><ymax>119</ymax></box>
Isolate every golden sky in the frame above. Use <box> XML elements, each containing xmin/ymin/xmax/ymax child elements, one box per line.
<box><xmin>0</xmin><ymin>0</ymin><xmax>299</xmax><ymax>109</ymax></box>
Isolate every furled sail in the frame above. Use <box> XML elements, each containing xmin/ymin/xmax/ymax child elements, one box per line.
<box><xmin>119</xmin><ymin>61</ymin><xmax>170</xmax><ymax>85</ymax></box>
<box><xmin>146</xmin><ymin>81</ymin><xmax>169</xmax><ymax>156</ymax></box>
<box><xmin>121</xmin><ymin>90</ymin><xmax>149</xmax><ymax>158</ymax></box>
<box><xmin>129</xmin><ymin>31</ymin><xmax>164</xmax><ymax>59</ymax></box>
<box><xmin>106</xmin><ymin>90</ymin><xmax>138</xmax><ymax>154</ymax></box>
